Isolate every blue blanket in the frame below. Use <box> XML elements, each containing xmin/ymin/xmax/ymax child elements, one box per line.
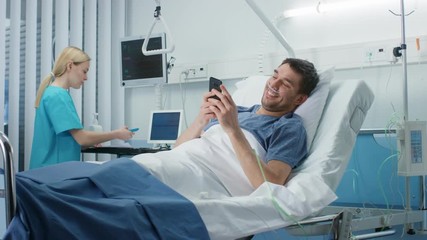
<box><xmin>3</xmin><ymin>158</ymin><xmax>209</xmax><ymax>240</ymax></box>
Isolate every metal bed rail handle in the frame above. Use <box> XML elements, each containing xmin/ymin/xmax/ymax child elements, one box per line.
<box><xmin>141</xmin><ymin>0</ymin><xmax>175</xmax><ymax>56</ymax></box>
<box><xmin>141</xmin><ymin>15</ymin><xmax>175</xmax><ymax>56</ymax></box>
<box><xmin>0</xmin><ymin>131</ymin><xmax>16</xmax><ymax>227</ymax></box>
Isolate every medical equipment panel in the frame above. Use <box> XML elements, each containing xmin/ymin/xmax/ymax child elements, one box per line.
<box><xmin>397</xmin><ymin>121</ymin><xmax>427</xmax><ymax>176</ymax></box>
<box><xmin>147</xmin><ymin>109</ymin><xmax>183</xmax><ymax>146</ymax></box>
<box><xmin>120</xmin><ymin>33</ymin><xmax>168</xmax><ymax>87</ymax></box>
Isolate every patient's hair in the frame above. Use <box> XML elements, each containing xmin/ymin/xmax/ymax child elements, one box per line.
<box><xmin>35</xmin><ymin>46</ymin><xmax>91</xmax><ymax>108</ymax></box>
<box><xmin>281</xmin><ymin>58</ymin><xmax>319</xmax><ymax>96</ymax></box>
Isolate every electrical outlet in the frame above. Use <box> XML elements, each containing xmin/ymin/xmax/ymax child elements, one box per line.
<box><xmin>186</xmin><ymin>64</ymin><xmax>208</xmax><ymax>80</ymax></box>
<box><xmin>364</xmin><ymin>46</ymin><xmax>396</xmax><ymax>63</ymax></box>
<box><xmin>365</xmin><ymin>47</ymin><xmax>388</xmax><ymax>62</ymax></box>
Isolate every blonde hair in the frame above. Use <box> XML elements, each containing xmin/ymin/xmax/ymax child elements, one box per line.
<box><xmin>35</xmin><ymin>46</ymin><xmax>91</xmax><ymax>108</ymax></box>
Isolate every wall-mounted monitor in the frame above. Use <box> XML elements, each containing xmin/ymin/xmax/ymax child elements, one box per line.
<box><xmin>120</xmin><ymin>33</ymin><xmax>167</xmax><ymax>87</ymax></box>
<box><xmin>147</xmin><ymin>109</ymin><xmax>183</xmax><ymax>146</ymax></box>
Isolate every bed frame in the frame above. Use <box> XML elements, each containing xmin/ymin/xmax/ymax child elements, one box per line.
<box><xmin>1</xmin><ymin>131</ymin><xmax>16</xmax><ymax>228</ymax></box>
<box><xmin>285</xmin><ymin>205</ymin><xmax>424</xmax><ymax>239</ymax></box>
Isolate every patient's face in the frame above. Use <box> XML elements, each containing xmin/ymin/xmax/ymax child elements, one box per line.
<box><xmin>260</xmin><ymin>63</ymin><xmax>305</xmax><ymax>115</ymax></box>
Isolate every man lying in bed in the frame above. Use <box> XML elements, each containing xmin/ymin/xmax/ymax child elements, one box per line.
<box><xmin>174</xmin><ymin>58</ymin><xmax>319</xmax><ymax>189</ymax></box>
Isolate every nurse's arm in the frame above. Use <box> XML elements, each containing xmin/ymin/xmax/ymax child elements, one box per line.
<box><xmin>69</xmin><ymin>127</ymin><xmax>133</xmax><ymax>147</ymax></box>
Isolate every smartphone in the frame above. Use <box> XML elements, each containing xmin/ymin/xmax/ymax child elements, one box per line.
<box><xmin>129</xmin><ymin>128</ymin><xmax>139</xmax><ymax>132</ymax></box>
<box><xmin>209</xmin><ymin>77</ymin><xmax>222</xmax><ymax>100</ymax></box>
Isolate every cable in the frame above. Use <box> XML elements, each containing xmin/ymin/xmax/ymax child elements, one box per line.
<box><xmin>384</xmin><ymin>111</ymin><xmax>406</xmax><ymax>210</ymax></box>
<box><xmin>161</xmin><ymin>85</ymin><xmax>169</xmax><ymax>110</ymax></box>
<box><xmin>253</xmin><ymin>149</ymin><xmax>309</xmax><ymax>237</ymax></box>
<box><xmin>377</xmin><ymin>153</ymin><xmax>400</xmax><ymax>214</ymax></box>
<box><xmin>178</xmin><ymin>70</ymin><xmax>189</xmax><ymax>129</ymax></box>
<box><xmin>167</xmin><ymin>56</ymin><xmax>176</xmax><ymax>74</ymax></box>
<box><xmin>384</xmin><ymin>62</ymin><xmax>399</xmax><ymax>113</ymax></box>
<box><xmin>154</xmin><ymin>84</ymin><xmax>164</xmax><ymax>110</ymax></box>
<box><xmin>347</xmin><ymin>169</ymin><xmax>360</xmax><ymax>196</ymax></box>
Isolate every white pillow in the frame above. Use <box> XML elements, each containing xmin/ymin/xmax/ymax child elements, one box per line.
<box><xmin>232</xmin><ymin>67</ymin><xmax>334</xmax><ymax>151</ymax></box>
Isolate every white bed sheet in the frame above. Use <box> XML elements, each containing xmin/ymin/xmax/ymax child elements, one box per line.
<box><xmin>133</xmin><ymin>125</ymin><xmax>335</xmax><ymax>239</ymax></box>
<box><xmin>132</xmin><ymin>78</ymin><xmax>374</xmax><ymax>239</ymax></box>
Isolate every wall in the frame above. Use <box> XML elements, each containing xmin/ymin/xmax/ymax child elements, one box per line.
<box><xmin>124</xmin><ymin>0</ymin><xmax>427</xmax><ymax>140</ymax></box>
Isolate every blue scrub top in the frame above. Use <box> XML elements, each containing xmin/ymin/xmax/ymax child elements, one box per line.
<box><xmin>30</xmin><ymin>86</ymin><xmax>83</xmax><ymax>169</ymax></box>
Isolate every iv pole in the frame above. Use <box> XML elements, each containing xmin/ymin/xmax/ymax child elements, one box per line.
<box><xmin>394</xmin><ymin>0</ymin><xmax>427</xmax><ymax>234</ymax></box>
<box><xmin>395</xmin><ymin>0</ymin><xmax>413</xmax><ymax>233</ymax></box>
<box><xmin>398</xmin><ymin>0</ymin><xmax>408</xmax><ymax>121</ymax></box>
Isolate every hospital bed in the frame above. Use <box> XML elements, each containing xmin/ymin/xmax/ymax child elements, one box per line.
<box><xmin>2</xmin><ymin>69</ymin><xmax>419</xmax><ymax>240</ymax></box>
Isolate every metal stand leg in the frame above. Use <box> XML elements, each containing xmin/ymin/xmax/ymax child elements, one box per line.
<box><xmin>336</xmin><ymin>211</ymin><xmax>352</xmax><ymax>240</ymax></box>
<box><xmin>405</xmin><ymin>176</ymin><xmax>417</xmax><ymax>234</ymax></box>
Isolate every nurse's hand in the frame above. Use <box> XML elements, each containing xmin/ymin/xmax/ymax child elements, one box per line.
<box><xmin>114</xmin><ymin>127</ymin><xmax>134</xmax><ymax>141</ymax></box>
<box><xmin>72</xmin><ymin>128</ymin><xmax>133</xmax><ymax>147</ymax></box>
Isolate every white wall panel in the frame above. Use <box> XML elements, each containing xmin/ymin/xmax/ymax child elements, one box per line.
<box><xmin>98</xmin><ymin>0</ymin><xmax>112</xmax><ymax>131</ymax></box>
<box><xmin>70</xmin><ymin>0</ymin><xmax>84</xmax><ymax>119</ymax></box>
<box><xmin>97</xmin><ymin>0</ymin><xmax>112</xmax><ymax>160</ymax></box>
<box><xmin>111</xmin><ymin>0</ymin><xmax>126</xmax><ymax>133</ymax></box>
<box><xmin>83</xmin><ymin>0</ymin><xmax>98</xmax><ymax>161</ymax></box>
<box><xmin>24</xmin><ymin>0</ymin><xmax>38</xmax><ymax>170</ymax></box>
<box><xmin>41</xmin><ymin>0</ymin><xmax>53</xmax><ymax>76</ymax></box>
<box><xmin>9</xmin><ymin>0</ymin><xmax>21</xmax><ymax>172</ymax></box>
<box><xmin>83</xmin><ymin>0</ymin><xmax>97</xmax><ymax>128</ymax></box>
<box><xmin>0</xmin><ymin>0</ymin><xmax>5</xmax><ymax>132</ymax></box>
<box><xmin>55</xmin><ymin>0</ymin><xmax>69</xmax><ymax>57</ymax></box>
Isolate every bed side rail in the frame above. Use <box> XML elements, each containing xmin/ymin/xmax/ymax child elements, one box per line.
<box><xmin>0</xmin><ymin>131</ymin><xmax>16</xmax><ymax>227</ymax></box>
<box><xmin>286</xmin><ymin>211</ymin><xmax>353</xmax><ymax>240</ymax></box>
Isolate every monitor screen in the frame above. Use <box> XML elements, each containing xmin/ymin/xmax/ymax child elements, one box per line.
<box><xmin>147</xmin><ymin>110</ymin><xmax>183</xmax><ymax>145</ymax></box>
<box><xmin>120</xmin><ymin>33</ymin><xmax>167</xmax><ymax>87</ymax></box>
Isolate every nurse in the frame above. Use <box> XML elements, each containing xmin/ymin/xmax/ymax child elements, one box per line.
<box><xmin>30</xmin><ymin>46</ymin><xmax>134</xmax><ymax>169</ymax></box>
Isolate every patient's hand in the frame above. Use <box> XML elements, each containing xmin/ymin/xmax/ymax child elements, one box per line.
<box><xmin>207</xmin><ymin>85</ymin><xmax>239</xmax><ymax>134</ymax></box>
<box><xmin>175</xmin><ymin>95</ymin><xmax>217</xmax><ymax>147</ymax></box>
<box><xmin>199</xmin><ymin>92</ymin><xmax>220</xmax><ymax>123</ymax></box>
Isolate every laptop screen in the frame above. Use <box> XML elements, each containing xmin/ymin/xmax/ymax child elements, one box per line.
<box><xmin>147</xmin><ymin>110</ymin><xmax>183</xmax><ymax>145</ymax></box>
